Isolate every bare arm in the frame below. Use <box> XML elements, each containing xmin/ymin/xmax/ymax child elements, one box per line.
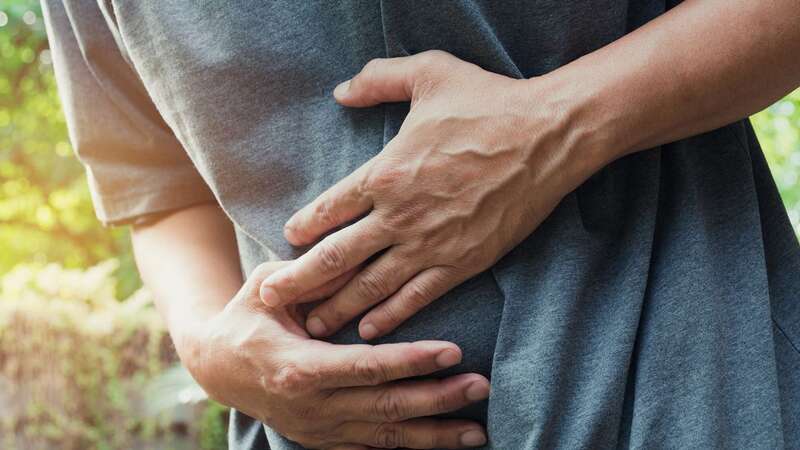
<box><xmin>547</xmin><ymin>0</ymin><xmax>800</xmax><ymax>162</ymax></box>
<box><xmin>131</xmin><ymin>204</ymin><xmax>490</xmax><ymax>449</ymax></box>
<box><xmin>258</xmin><ymin>0</ymin><xmax>800</xmax><ymax>339</ymax></box>
<box><xmin>132</xmin><ymin>203</ymin><xmax>241</xmax><ymax>359</ymax></box>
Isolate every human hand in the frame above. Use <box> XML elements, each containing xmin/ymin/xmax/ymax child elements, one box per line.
<box><xmin>259</xmin><ymin>51</ymin><xmax>601</xmax><ymax>339</ymax></box>
<box><xmin>185</xmin><ymin>260</ymin><xmax>490</xmax><ymax>449</ymax></box>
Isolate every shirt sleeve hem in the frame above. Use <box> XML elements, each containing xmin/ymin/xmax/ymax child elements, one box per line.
<box><xmin>92</xmin><ymin>182</ymin><xmax>217</xmax><ymax>226</ymax></box>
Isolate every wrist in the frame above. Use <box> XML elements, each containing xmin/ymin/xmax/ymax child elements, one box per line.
<box><xmin>161</xmin><ymin>302</ymin><xmax>224</xmax><ymax>379</ymax></box>
<box><xmin>169</xmin><ymin>319</ymin><xmax>208</xmax><ymax>370</ymax></box>
<box><xmin>523</xmin><ymin>69</ymin><xmax>628</xmax><ymax>181</ymax></box>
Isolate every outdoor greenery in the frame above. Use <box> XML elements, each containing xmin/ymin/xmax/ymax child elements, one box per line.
<box><xmin>752</xmin><ymin>90</ymin><xmax>800</xmax><ymax>231</ymax></box>
<box><xmin>0</xmin><ymin>1</ymin><xmax>798</xmax><ymax>449</ymax></box>
<box><xmin>0</xmin><ymin>260</ymin><xmax>229</xmax><ymax>449</ymax></box>
<box><xmin>1</xmin><ymin>2</ymin><xmax>225</xmax><ymax>449</ymax></box>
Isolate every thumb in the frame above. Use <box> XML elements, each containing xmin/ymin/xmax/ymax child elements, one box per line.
<box><xmin>334</xmin><ymin>52</ymin><xmax>447</xmax><ymax>107</ymax></box>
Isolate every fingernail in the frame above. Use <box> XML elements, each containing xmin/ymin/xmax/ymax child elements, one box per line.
<box><xmin>333</xmin><ymin>80</ymin><xmax>351</xmax><ymax>97</ymax></box>
<box><xmin>435</xmin><ymin>349</ymin><xmax>461</xmax><ymax>368</ymax></box>
<box><xmin>465</xmin><ymin>381</ymin><xmax>490</xmax><ymax>401</ymax></box>
<box><xmin>306</xmin><ymin>316</ymin><xmax>328</xmax><ymax>336</ymax></box>
<box><xmin>360</xmin><ymin>322</ymin><xmax>378</xmax><ymax>340</ymax></box>
<box><xmin>460</xmin><ymin>429</ymin><xmax>487</xmax><ymax>447</ymax></box>
<box><xmin>259</xmin><ymin>284</ymin><xmax>281</xmax><ymax>306</ymax></box>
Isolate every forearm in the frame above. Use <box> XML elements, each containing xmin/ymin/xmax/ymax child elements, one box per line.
<box><xmin>539</xmin><ymin>0</ymin><xmax>800</xmax><ymax>169</ymax></box>
<box><xmin>132</xmin><ymin>203</ymin><xmax>242</xmax><ymax>357</ymax></box>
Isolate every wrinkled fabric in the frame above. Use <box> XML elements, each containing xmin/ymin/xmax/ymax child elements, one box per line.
<box><xmin>43</xmin><ymin>1</ymin><xmax>800</xmax><ymax>448</ymax></box>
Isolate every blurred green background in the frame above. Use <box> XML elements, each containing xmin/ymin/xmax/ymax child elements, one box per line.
<box><xmin>1</xmin><ymin>1</ymin><xmax>798</xmax><ymax>449</ymax></box>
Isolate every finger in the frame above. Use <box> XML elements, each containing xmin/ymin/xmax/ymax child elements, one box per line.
<box><xmin>233</xmin><ymin>261</ymin><xmax>292</xmax><ymax>309</ymax></box>
<box><xmin>337</xmin><ymin>418</ymin><xmax>487</xmax><ymax>449</ymax></box>
<box><xmin>305</xmin><ymin>250</ymin><xmax>420</xmax><ymax>337</ymax></box>
<box><xmin>334</xmin><ymin>51</ymin><xmax>455</xmax><ymax>108</ymax></box>
<box><xmin>260</xmin><ymin>217</ymin><xmax>392</xmax><ymax>307</ymax></box>
<box><xmin>239</xmin><ymin>261</ymin><xmax>354</xmax><ymax>310</ymax></box>
<box><xmin>247</xmin><ymin>260</ymin><xmax>291</xmax><ymax>285</ymax></box>
<box><xmin>333</xmin><ymin>56</ymin><xmax>416</xmax><ymax>108</ymax></box>
<box><xmin>284</xmin><ymin>162</ymin><xmax>373</xmax><ymax>246</ymax></box>
<box><xmin>330</xmin><ymin>373</ymin><xmax>490</xmax><ymax>423</ymax></box>
<box><xmin>294</xmin><ymin>266</ymin><xmax>359</xmax><ymax>303</ymax></box>
<box><xmin>306</xmin><ymin>340</ymin><xmax>463</xmax><ymax>389</ymax></box>
<box><xmin>359</xmin><ymin>267</ymin><xmax>462</xmax><ymax>340</ymax></box>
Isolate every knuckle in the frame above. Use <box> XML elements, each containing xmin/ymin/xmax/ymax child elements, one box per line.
<box><xmin>314</xmin><ymin>199</ymin><xmax>340</xmax><ymax>229</ymax></box>
<box><xmin>352</xmin><ymin>354</ymin><xmax>391</xmax><ymax>386</ymax></box>
<box><xmin>432</xmin><ymin>391</ymin><xmax>451</xmax><ymax>413</ymax></box>
<box><xmin>417</xmin><ymin>49</ymin><xmax>447</xmax><ymax>67</ymax></box>
<box><xmin>378</xmin><ymin>302</ymin><xmax>404</xmax><ymax>328</ymax></box>
<box><xmin>421</xmin><ymin>49</ymin><xmax>450</xmax><ymax>59</ymax></box>
<box><xmin>359</xmin><ymin>58</ymin><xmax>384</xmax><ymax>83</ymax></box>
<box><xmin>363</xmin><ymin>165</ymin><xmax>404</xmax><ymax>193</ymax></box>
<box><xmin>317</xmin><ymin>240</ymin><xmax>348</xmax><ymax>275</ymax></box>
<box><xmin>385</xmin><ymin>204</ymin><xmax>419</xmax><ymax>230</ymax></box>
<box><xmin>278</xmin><ymin>271</ymin><xmax>302</xmax><ymax>297</ymax></box>
<box><xmin>355</xmin><ymin>270</ymin><xmax>388</xmax><ymax>301</ymax></box>
<box><xmin>270</xmin><ymin>362</ymin><xmax>319</xmax><ymax>396</ymax></box>
<box><xmin>372</xmin><ymin>422</ymin><xmax>405</xmax><ymax>449</ymax></box>
<box><xmin>374</xmin><ymin>389</ymin><xmax>408</xmax><ymax>422</ymax></box>
<box><xmin>415</xmin><ymin>51</ymin><xmax>451</xmax><ymax>78</ymax></box>
<box><xmin>406</xmin><ymin>280</ymin><xmax>436</xmax><ymax>310</ymax></box>
<box><xmin>412</xmin><ymin>51</ymin><xmax>455</xmax><ymax>97</ymax></box>
<box><xmin>319</xmin><ymin>302</ymin><xmax>350</xmax><ymax>326</ymax></box>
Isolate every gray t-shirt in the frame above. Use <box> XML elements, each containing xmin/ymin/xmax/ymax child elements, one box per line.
<box><xmin>44</xmin><ymin>1</ymin><xmax>799</xmax><ymax>449</ymax></box>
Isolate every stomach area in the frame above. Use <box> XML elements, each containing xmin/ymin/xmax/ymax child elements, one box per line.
<box><xmin>324</xmin><ymin>270</ymin><xmax>505</xmax><ymax>422</ymax></box>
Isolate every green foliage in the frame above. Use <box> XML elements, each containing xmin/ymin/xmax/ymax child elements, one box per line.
<box><xmin>0</xmin><ymin>3</ymin><xmax>228</xmax><ymax>447</ymax></box>
<box><xmin>0</xmin><ymin>260</ymin><xmax>229</xmax><ymax>450</ymax></box>
<box><xmin>752</xmin><ymin>89</ymin><xmax>800</xmax><ymax>232</ymax></box>
<box><xmin>0</xmin><ymin>0</ymin><xmax>139</xmax><ymax>298</ymax></box>
<box><xmin>200</xmin><ymin>401</ymin><xmax>230</xmax><ymax>450</ymax></box>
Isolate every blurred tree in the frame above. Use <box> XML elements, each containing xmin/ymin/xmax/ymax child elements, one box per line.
<box><xmin>0</xmin><ymin>0</ymin><xmax>139</xmax><ymax>297</ymax></box>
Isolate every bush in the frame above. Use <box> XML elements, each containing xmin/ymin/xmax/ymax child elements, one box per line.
<box><xmin>0</xmin><ymin>260</ymin><xmax>228</xmax><ymax>450</ymax></box>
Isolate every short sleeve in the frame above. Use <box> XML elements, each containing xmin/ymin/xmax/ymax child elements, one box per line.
<box><xmin>42</xmin><ymin>0</ymin><xmax>216</xmax><ymax>225</ymax></box>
